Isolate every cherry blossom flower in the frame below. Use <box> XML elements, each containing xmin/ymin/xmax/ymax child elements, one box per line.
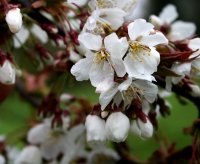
<box><xmin>71</xmin><ymin>32</ymin><xmax>128</xmax><ymax>92</ymax></box>
<box><xmin>84</xmin><ymin>7</ymin><xmax>126</xmax><ymax>32</ymax></box>
<box><xmin>27</xmin><ymin>118</ymin><xmax>84</xmax><ymax>160</ymax></box>
<box><xmin>124</xmin><ymin>19</ymin><xmax>168</xmax><ymax>81</ymax></box>
<box><xmin>84</xmin><ymin>0</ymin><xmax>137</xmax><ymax>32</ymax></box>
<box><xmin>150</xmin><ymin>4</ymin><xmax>196</xmax><ymax>41</ymax></box>
<box><xmin>5</xmin><ymin>8</ymin><xmax>22</xmax><ymax>33</ymax></box>
<box><xmin>99</xmin><ymin>77</ymin><xmax>158</xmax><ymax>110</ymax></box>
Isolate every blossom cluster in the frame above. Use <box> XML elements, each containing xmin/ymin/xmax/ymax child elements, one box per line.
<box><xmin>0</xmin><ymin>0</ymin><xmax>200</xmax><ymax>163</ymax></box>
<box><xmin>70</xmin><ymin>1</ymin><xmax>200</xmax><ymax>143</ymax></box>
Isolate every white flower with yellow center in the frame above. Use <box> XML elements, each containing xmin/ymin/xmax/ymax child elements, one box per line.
<box><xmin>150</xmin><ymin>4</ymin><xmax>196</xmax><ymax>41</ymax></box>
<box><xmin>71</xmin><ymin>32</ymin><xmax>128</xmax><ymax>92</ymax></box>
<box><xmin>84</xmin><ymin>7</ymin><xmax>126</xmax><ymax>32</ymax></box>
<box><xmin>85</xmin><ymin>0</ymin><xmax>137</xmax><ymax>32</ymax></box>
<box><xmin>124</xmin><ymin>19</ymin><xmax>168</xmax><ymax>81</ymax></box>
<box><xmin>99</xmin><ymin>77</ymin><xmax>158</xmax><ymax>110</ymax></box>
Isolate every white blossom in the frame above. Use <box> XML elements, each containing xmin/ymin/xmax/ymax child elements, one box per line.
<box><xmin>100</xmin><ymin>77</ymin><xmax>158</xmax><ymax>110</ymax></box>
<box><xmin>15</xmin><ymin>146</ymin><xmax>42</xmax><ymax>164</ymax></box>
<box><xmin>84</xmin><ymin>8</ymin><xmax>126</xmax><ymax>32</ymax></box>
<box><xmin>28</xmin><ymin>119</ymin><xmax>85</xmax><ymax>161</ymax></box>
<box><xmin>85</xmin><ymin>115</ymin><xmax>106</xmax><ymax>142</ymax></box>
<box><xmin>124</xmin><ymin>19</ymin><xmax>168</xmax><ymax>81</ymax></box>
<box><xmin>71</xmin><ymin>32</ymin><xmax>128</xmax><ymax>91</ymax></box>
<box><xmin>150</xmin><ymin>4</ymin><xmax>196</xmax><ymax>41</ymax></box>
<box><xmin>27</xmin><ymin>120</ymin><xmax>67</xmax><ymax>160</ymax></box>
<box><xmin>5</xmin><ymin>8</ymin><xmax>22</xmax><ymax>33</ymax></box>
<box><xmin>105</xmin><ymin>112</ymin><xmax>130</xmax><ymax>142</ymax></box>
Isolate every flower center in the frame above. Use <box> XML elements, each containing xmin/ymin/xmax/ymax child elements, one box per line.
<box><xmin>129</xmin><ymin>41</ymin><xmax>151</xmax><ymax>62</ymax></box>
<box><xmin>122</xmin><ymin>86</ymin><xmax>142</xmax><ymax>103</ymax></box>
<box><xmin>94</xmin><ymin>50</ymin><xmax>110</xmax><ymax>63</ymax></box>
<box><xmin>97</xmin><ymin>0</ymin><xmax>114</xmax><ymax>8</ymax></box>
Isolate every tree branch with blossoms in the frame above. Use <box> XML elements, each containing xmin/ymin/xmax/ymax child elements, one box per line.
<box><xmin>0</xmin><ymin>0</ymin><xmax>199</xmax><ymax>163</ymax></box>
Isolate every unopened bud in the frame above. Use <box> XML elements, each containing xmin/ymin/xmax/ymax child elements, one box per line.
<box><xmin>131</xmin><ymin>118</ymin><xmax>154</xmax><ymax>139</ymax></box>
<box><xmin>0</xmin><ymin>60</ymin><xmax>16</xmax><ymax>84</ymax></box>
<box><xmin>15</xmin><ymin>146</ymin><xmax>42</xmax><ymax>164</ymax></box>
<box><xmin>105</xmin><ymin>112</ymin><xmax>130</xmax><ymax>143</ymax></box>
<box><xmin>5</xmin><ymin>8</ymin><xmax>22</xmax><ymax>33</ymax></box>
<box><xmin>85</xmin><ymin>115</ymin><xmax>106</xmax><ymax>142</ymax></box>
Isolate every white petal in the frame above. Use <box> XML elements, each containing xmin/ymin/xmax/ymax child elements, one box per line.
<box><xmin>171</xmin><ymin>62</ymin><xmax>191</xmax><ymax>76</ymax></box>
<box><xmin>78</xmin><ymin>33</ymin><xmax>102</xmax><ymax>51</ymax></box>
<box><xmin>118</xmin><ymin>77</ymin><xmax>132</xmax><ymax>92</ymax></box>
<box><xmin>31</xmin><ymin>24</ymin><xmax>48</xmax><ymax>43</ymax></box>
<box><xmin>130</xmin><ymin>121</ymin><xmax>141</xmax><ymax>136</ymax></box>
<box><xmin>84</xmin><ymin>10</ymin><xmax>100</xmax><ymax>31</ymax></box>
<box><xmin>104</xmin><ymin>33</ymin><xmax>128</xmax><ymax>60</ymax></box>
<box><xmin>128</xmin><ymin>19</ymin><xmax>154</xmax><ymax>40</ymax></box>
<box><xmin>133</xmin><ymin>80</ymin><xmax>158</xmax><ymax>103</ymax></box>
<box><xmin>111</xmin><ymin>58</ymin><xmax>126</xmax><ymax>77</ymax></box>
<box><xmin>13</xmin><ymin>26</ymin><xmax>29</xmax><ymax>48</ymax></box>
<box><xmin>124</xmin><ymin>47</ymin><xmax>160</xmax><ymax>81</ymax></box>
<box><xmin>27</xmin><ymin>123</ymin><xmax>50</xmax><ymax>144</ymax></box>
<box><xmin>189</xmin><ymin>38</ymin><xmax>200</xmax><ymax>51</ymax></box>
<box><xmin>99</xmin><ymin>8</ymin><xmax>126</xmax><ymax>30</ymax></box>
<box><xmin>169</xmin><ymin>21</ymin><xmax>196</xmax><ymax>41</ymax></box>
<box><xmin>140</xmin><ymin>32</ymin><xmax>168</xmax><ymax>47</ymax></box>
<box><xmin>105</xmin><ymin>112</ymin><xmax>130</xmax><ymax>143</ymax></box>
<box><xmin>159</xmin><ymin>4</ymin><xmax>178</xmax><ymax>24</ymax></box>
<box><xmin>70</xmin><ymin>55</ymin><xmax>93</xmax><ymax>81</ymax></box>
<box><xmin>149</xmin><ymin>15</ymin><xmax>163</xmax><ymax>27</ymax></box>
<box><xmin>41</xmin><ymin>135</ymin><xmax>65</xmax><ymax>160</ymax></box>
<box><xmin>99</xmin><ymin>84</ymin><xmax>119</xmax><ymax>110</ymax></box>
<box><xmin>96</xmin><ymin>79</ymin><xmax>115</xmax><ymax>93</ymax></box>
<box><xmin>192</xmin><ymin>58</ymin><xmax>200</xmax><ymax>70</ymax></box>
<box><xmin>104</xmin><ymin>33</ymin><xmax>128</xmax><ymax>77</ymax></box>
<box><xmin>142</xmin><ymin>100</ymin><xmax>151</xmax><ymax>115</ymax></box>
<box><xmin>0</xmin><ymin>60</ymin><xmax>16</xmax><ymax>84</ymax></box>
<box><xmin>89</xmin><ymin>61</ymin><xmax>114</xmax><ymax>87</ymax></box>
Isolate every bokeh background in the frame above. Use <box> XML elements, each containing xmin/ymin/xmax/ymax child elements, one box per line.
<box><xmin>0</xmin><ymin>0</ymin><xmax>199</xmax><ymax>162</ymax></box>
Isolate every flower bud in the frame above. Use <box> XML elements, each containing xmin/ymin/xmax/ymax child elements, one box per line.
<box><xmin>15</xmin><ymin>146</ymin><xmax>42</xmax><ymax>164</ymax></box>
<box><xmin>5</xmin><ymin>8</ymin><xmax>22</xmax><ymax>33</ymax></box>
<box><xmin>105</xmin><ymin>112</ymin><xmax>130</xmax><ymax>143</ymax></box>
<box><xmin>131</xmin><ymin>118</ymin><xmax>153</xmax><ymax>139</ymax></box>
<box><xmin>0</xmin><ymin>60</ymin><xmax>16</xmax><ymax>84</ymax></box>
<box><xmin>85</xmin><ymin>115</ymin><xmax>106</xmax><ymax>142</ymax></box>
